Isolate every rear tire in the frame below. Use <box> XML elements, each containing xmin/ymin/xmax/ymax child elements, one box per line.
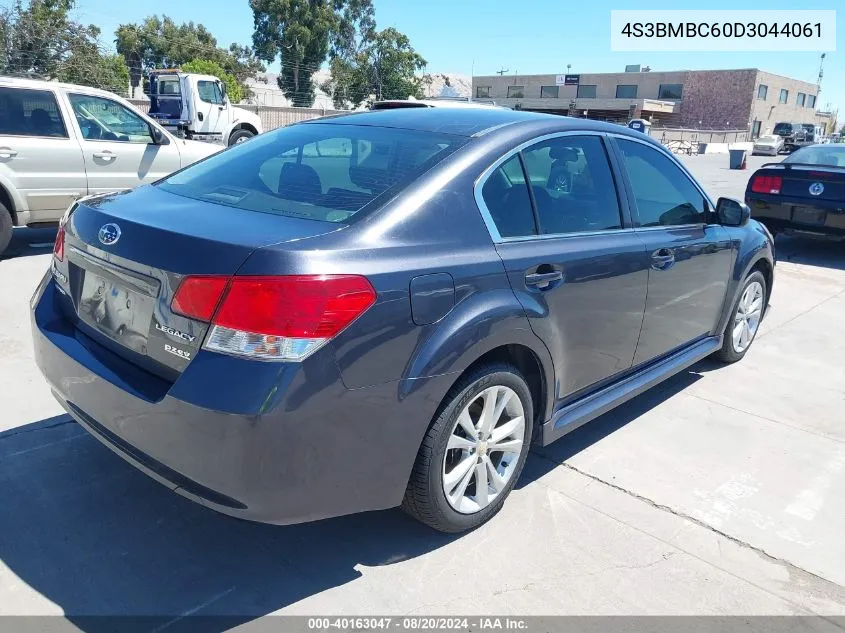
<box><xmin>402</xmin><ymin>363</ymin><xmax>533</xmax><ymax>533</ymax></box>
<box><xmin>228</xmin><ymin>129</ymin><xmax>254</xmax><ymax>146</ymax></box>
<box><xmin>715</xmin><ymin>271</ymin><xmax>767</xmax><ymax>363</ymax></box>
<box><xmin>0</xmin><ymin>202</ymin><xmax>13</xmax><ymax>258</ymax></box>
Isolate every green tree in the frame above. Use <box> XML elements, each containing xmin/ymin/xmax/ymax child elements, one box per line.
<box><xmin>115</xmin><ymin>16</ymin><xmax>263</xmax><ymax>97</ymax></box>
<box><xmin>322</xmin><ymin>27</ymin><xmax>426</xmax><ymax>109</ymax></box>
<box><xmin>182</xmin><ymin>58</ymin><xmax>242</xmax><ymax>103</ymax></box>
<box><xmin>250</xmin><ymin>0</ymin><xmax>375</xmax><ymax>107</ymax></box>
<box><xmin>1</xmin><ymin>0</ymin><xmax>130</xmax><ymax>95</ymax></box>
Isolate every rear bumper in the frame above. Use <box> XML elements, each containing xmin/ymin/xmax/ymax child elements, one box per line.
<box><xmin>31</xmin><ymin>273</ymin><xmax>452</xmax><ymax>525</ymax></box>
<box><xmin>747</xmin><ymin>196</ymin><xmax>845</xmax><ymax>238</ymax></box>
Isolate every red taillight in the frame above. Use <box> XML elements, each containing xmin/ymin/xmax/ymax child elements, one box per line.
<box><xmin>213</xmin><ymin>275</ymin><xmax>377</xmax><ymax>338</ymax></box>
<box><xmin>171</xmin><ymin>274</ymin><xmax>377</xmax><ymax>361</ymax></box>
<box><xmin>172</xmin><ymin>276</ymin><xmax>229</xmax><ymax>321</ymax></box>
<box><xmin>53</xmin><ymin>225</ymin><xmax>65</xmax><ymax>261</ymax></box>
<box><xmin>750</xmin><ymin>174</ymin><xmax>782</xmax><ymax>194</ymax></box>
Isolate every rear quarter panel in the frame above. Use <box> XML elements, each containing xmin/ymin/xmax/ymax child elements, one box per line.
<box><xmin>237</xmin><ymin>128</ymin><xmax>559</xmax><ymax>418</ymax></box>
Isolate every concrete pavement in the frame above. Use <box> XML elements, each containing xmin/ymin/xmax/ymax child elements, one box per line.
<box><xmin>1</xmin><ymin>155</ymin><xmax>845</xmax><ymax>622</ymax></box>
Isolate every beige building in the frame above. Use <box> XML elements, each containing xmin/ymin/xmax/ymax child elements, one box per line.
<box><xmin>473</xmin><ymin>68</ymin><xmax>824</xmax><ymax>137</ymax></box>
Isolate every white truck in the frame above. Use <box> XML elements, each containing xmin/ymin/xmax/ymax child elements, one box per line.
<box><xmin>147</xmin><ymin>70</ymin><xmax>263</xmax><ymax>146</ymax></box>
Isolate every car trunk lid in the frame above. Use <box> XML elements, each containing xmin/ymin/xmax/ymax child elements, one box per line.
<box><xmin>58</xmin><ymin>185</ymin><xmax>343</xmax><ymax>380</ymax></box>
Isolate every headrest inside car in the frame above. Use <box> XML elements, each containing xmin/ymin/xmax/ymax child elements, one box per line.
<box><xmin>549</xmin><ymin>146</ymin><xmax>578</xmax><ymax>161</ymax></box>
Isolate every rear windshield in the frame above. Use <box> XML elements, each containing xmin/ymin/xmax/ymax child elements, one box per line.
<box><xmin>784</xmin><ymin>145</ymin><xmax>845</xmax><ymax>167</ymax></box>
<box><xmin>772</xmin><ymin>123</ymin><xmax>795</xmax><ymax>136</ymax></box>
<box><xmin>158</xmin><ymin>123</ymin><xmax>466</xmax><ymax>223</ymax></box>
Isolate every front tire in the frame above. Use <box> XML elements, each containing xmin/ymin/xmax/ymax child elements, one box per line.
<box><xmin>228</xmin><ymin>129</ymin><xmax>254</xmax><ymax>146</ymax></box>
<box><xmin>715</xmin><ymin>271</ymin><xmax>767</xmax><ymax>363</ymax></box>
<box><xmin>402</xmin><ymin>363</ymin><xmax>533</xmax><ymax>533</ymax></box>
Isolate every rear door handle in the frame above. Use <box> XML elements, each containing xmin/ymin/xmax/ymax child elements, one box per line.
<box><xmin>93</xmin><ymin>151</ymin><xmax>116</xmax><ymax>160</ymax></box>
<box><xmin>0</xmin><ymin>147</ymin><xmax>18</xmax><ymax>159</ymax></box>
<box><xmin>525</xmin><ymin>271</ymin><xmax>563</xmax><ymax>289</ymax></box>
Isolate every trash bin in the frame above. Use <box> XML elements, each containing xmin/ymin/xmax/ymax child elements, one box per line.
<box><xmin>729</xmin><ymin>149</ymin><xmax>747</xmax><ymax>169</ymax></box>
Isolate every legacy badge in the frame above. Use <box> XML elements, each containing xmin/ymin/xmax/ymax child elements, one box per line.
<box><xmin>155</xmin><ymin>322</ymin><xmax>196</xmax><ymax>343</ymax></box>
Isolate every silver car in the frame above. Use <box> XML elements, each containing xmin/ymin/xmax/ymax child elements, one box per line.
<box><xmin>752</xmin><ymin>134</ymin><xmax>784</xmax><ymax>156</ymax></box>
<box><xmin>0</xmin><ymin>77</ymin><xmax>223</xmax><ymax>255</ymax></box>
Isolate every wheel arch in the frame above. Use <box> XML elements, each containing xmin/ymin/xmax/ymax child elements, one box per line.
<box><xmin>0</xmin><ymin>178</ymin><xmax>20</xmax><ymax>225</ymax></box>
<box><xmin>227</xmin><ymin>122</ymin><xmax>259</xmax><ymax>145</ymax></box>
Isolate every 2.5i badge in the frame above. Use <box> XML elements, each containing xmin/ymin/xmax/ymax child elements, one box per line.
<box><xmin>164</xmin><ymin>344</ymin><xmax>191</xmax><ymax>360</ymax></box>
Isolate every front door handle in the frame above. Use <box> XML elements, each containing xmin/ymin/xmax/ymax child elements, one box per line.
<box><xmin>651</xmin><ymin>248</ymin><xmax>675</xmax><ymax>270</ymax></box>
<box><xmin>93</xmin><ymin>151</ymin><xmax>116</xmax><ymax>161</ymax></box>
<box><xmin>525</xmin><ymin>270</ymin><xmax>563</xmax><ymax>289</ymax></box>
<box><xmin>0</xmin><ymin>147</ymin><xmax>18</xmax><ymax>159</ymax></box>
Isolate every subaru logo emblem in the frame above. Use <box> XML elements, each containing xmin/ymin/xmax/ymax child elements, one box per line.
<box><xmin>809</xmin><ymin>182</ymin><xmax>825</xmax><ymax>196</ymax></box>
<box><xmin>98</xmin><ymin>223</ymin><xmax>121</xmax><ymax>246</ymax></box>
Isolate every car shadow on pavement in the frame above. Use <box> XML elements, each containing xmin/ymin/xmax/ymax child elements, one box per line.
<box><xmin>0</xmin><ymin>414</ymin><xmax>458</xmax><ymax>630</ymax></box>
<box><xmin>0</xmin><ymin>366</ymin><xmax>703</xmax><ymax>630</ymax></box>
<box><xmin>1</xmin><ymin>226</ymin><xmax>58</xmax><ymax>260</ymax></box>
<box><xmin>775</xmin><ymin>235</ymin><xmax>845</xmax><ymax>271</ymax></box>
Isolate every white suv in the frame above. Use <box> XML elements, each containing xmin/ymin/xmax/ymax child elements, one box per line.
<box><xmin>0</xmin><ymin>77</ymin><xmax>225</xmax><ymax>255</ymax></box>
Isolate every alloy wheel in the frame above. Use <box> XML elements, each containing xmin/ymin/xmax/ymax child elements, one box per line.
<box><xmin>732</xmin><ymin>281</ymin><xmax>764</xmax><ymax>353</ymax></box>
<box><xmin>442</xmin><ymin>385</ymin><xmax>525</xmax><ymax>514</ymax></box>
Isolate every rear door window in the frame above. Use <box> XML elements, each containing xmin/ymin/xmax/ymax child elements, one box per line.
<box><xmin>480</xmin><ymin>154</ymin><xmax>536</xmax><ymax>238</ymax></box>
<box><xmin>520</xmin><ymin>135</ymin><xmax>622</xmax><ymax>234</ymax></box>
<box><xmin>159</xmin><ymin>123</ymin><xmax>466</xmax><ymax>223</ymax></box>
<box><xmin>0</xmin><ymin>87</ymin><xmax>68</xmax><ymax>138</ymax></box>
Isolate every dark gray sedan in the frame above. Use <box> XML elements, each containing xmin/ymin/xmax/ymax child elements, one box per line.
<box><xmin>32</xmin><ymin>108</ymin><xmax>774</xmax><ymax>533</ymax></box>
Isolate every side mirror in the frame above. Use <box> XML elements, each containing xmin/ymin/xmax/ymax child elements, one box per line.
<box><xmin>716</xmin><ymin>197</ymin><xmax>750</xmax><ymax>227</ymax></box>
<box><xmin>149</xmin><ymin>125</ymin><xmax>170</xmax><ymax>145</ymax></box>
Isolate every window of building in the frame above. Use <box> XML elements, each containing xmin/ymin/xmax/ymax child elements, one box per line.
<box><xmin>0</xmin><ymin>87</ymin><xmax>68</xmax><ymax>138</ymax></box>
<box><xmin>658</xmin><ymin>84</ymin><xmax>683</xmax><ymax>99</ymax></box>
<box><xmin>480</xmin><ymin>154</ymin><xmax>536</xmax><ymax>238</ymax></box>
<box><xmin>540</xmin><ymin>85</ymin><xmax>559</xmax><ymax>98</ymax></box>
<box><xmin>506</xmin><ymin>85</ymin><xmax>525</xmax><ymax>99</ymax></box>
<box><xmin>616</xmin><ymin>139</ymin><xmax>707</xmax><ymax>227</ymax></box>
<box><xmin>757</xmin><ymin>84</ymin><xmax>768</xmax><ymax>100</ymax></box>
<box><xmin>615</xmin><ymin>84</ymin><xmax>638</xmax><ymax>99</ymax></box>
<box><xmin>751</xmin><ymin>120</ymin><xmax>762</xmax><ymax>139</ymax></box>
<box><xmin>520</xmin><ymin>135</ymin><xmax>622</xmax><ymax>235</ymax></box>
<box><xmin>779</xmin><ymin>89</ymin><xmax>789</xmax><ymax>104</ymax></box>
<box><xmin>808</xmin><ymin>95</ymin><xmax>817</xmax><ymax>108</ymax></box>
<box><xmin>576</xmin><ymin>84</ymin><xmax>597</xmax><ymax>98</ymax></box>
<box><xmin>476</xmin><ymin>86</ymin><xmax>491</xmax><ymax>99</ymax></box>
<box><xmin>797</xmin><ymin>93</ymin><xmax>806</xmax><ymax>107</ymax></box>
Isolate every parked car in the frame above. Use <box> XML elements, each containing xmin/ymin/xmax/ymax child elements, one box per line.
<box><xmin>752</xmin><ymin>134</ymin><xmax>784</xmax><ymax>156</ymax></box>
<box><xmin>32</xmin><ymin>108</ymin><xmax>775</xmax><ymax>533</ymax></box>
<box><xmin>0</xmin><ymin>77</ymin><xmax>224</xmax><ymax>255</ymax></box>
<box><xmin>746</xmin><ymin>143</ymin><xmax>845</xmax><ymax>240</ymax></box>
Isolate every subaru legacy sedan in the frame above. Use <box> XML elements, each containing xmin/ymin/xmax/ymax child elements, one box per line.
<box><xmin>32</xmin><ymin>108</ymin><xmax>774</xmax><ymax>533</ymax></box>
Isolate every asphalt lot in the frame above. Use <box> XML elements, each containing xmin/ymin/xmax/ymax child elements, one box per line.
<box><xmin>2</xmin><ymin>153</ymin><xmax>845</xmax><ymax>623</ymax></box>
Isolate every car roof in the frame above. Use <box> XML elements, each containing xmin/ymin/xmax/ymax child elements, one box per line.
<box><xmin>0</xmin><ymin>75</ymin><xmax>118</xmax><ymax>99</ymax></box>
<box><xmin>302</xmin><ymin>107</ymin><xmax>648</xmax><ymax>139</ymax></box>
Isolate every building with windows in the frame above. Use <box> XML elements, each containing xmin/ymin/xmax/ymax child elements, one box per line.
<box><xmin>473</xmin><ymin>68</ymin><xmax>824</xmax><ymax>137</ymax></box>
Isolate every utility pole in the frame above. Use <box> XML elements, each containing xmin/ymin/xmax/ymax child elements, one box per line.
<box><xmin>817</xmin><ymin>52</ymin><xmax>826</xmax><ymax>97</ymax></box>
<box><xmin>496</xmin><ymin>67</ymin><xmax>509</xmax><ymax>76</ymax></box>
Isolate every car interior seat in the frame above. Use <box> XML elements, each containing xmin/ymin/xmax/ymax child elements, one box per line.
<box><xmin>277</xmin><ymin>162</ymin><xmax>323</xmax><ymax>202</ymax></box>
